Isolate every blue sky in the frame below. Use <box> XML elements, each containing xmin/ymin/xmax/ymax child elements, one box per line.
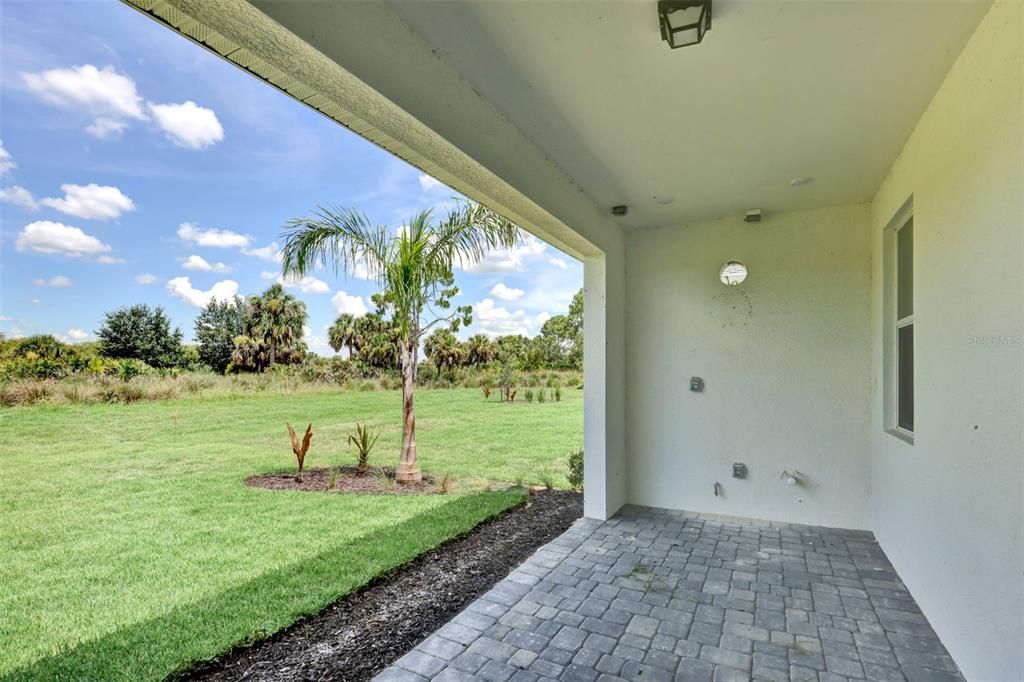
<box><xmin>0</xmin><ymin>1</ymin><xmax>581</xmax><ymax>355</ymax></box>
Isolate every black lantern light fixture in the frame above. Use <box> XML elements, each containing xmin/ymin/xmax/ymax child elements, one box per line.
<box><xmin>658</xmin><ymin>0</ymin><xmax>712</xmax><ymax>49</ymax></box>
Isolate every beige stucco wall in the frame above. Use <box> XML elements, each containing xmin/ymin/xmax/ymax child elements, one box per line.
<box><xmin>869</xmin><ymin>2</ymin><xmax>1024</xmax><ymax>679</ymax></box>
<box><xmin>625</xmin><ymin>204</ymin><xmax>873</xmax><ymax>529</ymax></box>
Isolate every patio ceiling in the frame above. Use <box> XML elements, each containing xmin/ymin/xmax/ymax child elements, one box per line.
<box><xmin>380</xmin><ymin>0</ymin><xmax>990</xmax><ymax>229</ymax></box>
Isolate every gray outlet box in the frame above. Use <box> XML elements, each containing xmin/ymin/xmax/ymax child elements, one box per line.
<box><xmin>690</xmin><ymin>377</ymin><xmax>704</xmax><ymax>392</ymax></box>
<box><xmin>733</xmin><ymin>463</ymin><xmax>747</xmax><ymax>479</ymax></box>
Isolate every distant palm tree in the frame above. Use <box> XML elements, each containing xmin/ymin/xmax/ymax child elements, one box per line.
<box><xmin>328</xmin><ymin>312</ymin><xmax>359</xmax><ymax>358</ymax></box>
<box><xmin>248</xmin><ymin>283</ymin><xmax>305</xmax><ymax>367</ymax></box>
<box><xmin>424</xmin><ymin>327</ymin><xmax>465</xmax><ymax>375</ymax></box>
<box><xmin>282</xmin><ymin>202</ymin><xmax>520</xmax><ymax>482</ymax></box>
<box><xmin>464</xmin><ymin>333</ymin><xmax>498</xmax><ymax>366</ymax></box>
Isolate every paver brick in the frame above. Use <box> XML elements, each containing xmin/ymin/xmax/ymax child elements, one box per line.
<box><xmin>418</xmin><ymin>636</ymin><xmax>465</xmax><ymax>661</ymax></box>
<box><xmin>396</xmin><ymin>651</ymin><xmax>448</xmax><ymax>677</ymax></box>
<box><xmin>376</xmin><ymin>507</ymin><xmax>964</xmax><ymax>682</ymax></box>
<box><xmin>699</xmin><ymin>646</ymin><xmax>751</xmax><ymax>671</ymax></box>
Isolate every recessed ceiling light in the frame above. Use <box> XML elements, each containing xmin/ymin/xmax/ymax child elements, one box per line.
<box><xmin>789</xmin><ymin>177</ymin><xmax>814</xmax><ymax>187</ymax></box>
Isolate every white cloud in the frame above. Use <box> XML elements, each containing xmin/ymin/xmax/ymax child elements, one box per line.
<box><xmin>303</xmin><ymin>325</ymin><xmax>334</xmax><ymax>356</ymax></box>
<box><xmin>0</xmin><ymin>186</ymin><xmax>38</xmax><ymax>210</ymax></box>
<box><xmin>490</xmin><ymin>282</ymin><xmax>525</xmax><ymax>301</ymax></box>
<box><xmin>549</xmin><ymin>257</ymin><xmax>569</xmax><ymax>270</ymax></box>
<box><xmin>459</xmin><ymin>234</ymin><xmax>547</xmax><ymax>274</ymax></box>
<box><xmin>242</xmin><ymin>242</ymin><xmax>282</xmax><ymax>262</ymax></box>
<box><xmin>85</xmin><ymin>117</ymin><xmax>129</xmax><ymax>139</ymax></box>
<box><xmin>148</xmin><ymin>101</ymin><xmax>224</xmax><ymax>149</ymax></box>
<box><xmin>135</xmin><ymin>273</ymin><xmax>158</xmax><ymax>285</ymax></box>
<box><xmin>33</xmin><ymin>275</ymin><xmax>73</xmax><ymax>287</ymax></box>
<box><xmin>22</xmin><ymin>64</ymin><xmax>146</xmax><ymax>118</ymax></box>
<box><xmin>96</xmin><ymin>255</ymin><xmax>125</xmax><ymax>264</ymax></box>
<box><xmin>166</xmin><ymin>276</ymin><xmax>239</xmax><ymax>308</ymax></box>
<box><xmin>177</xmin><ymin>222</ymin><xmax>250</xmax><ymax>249</ymax></box>
<box><xmin>332</xmin><ymin>291</ymin><xmax>369</xmax><ymax>316</ymax></box>
<box><xmin>0</xmin><ymin>140</ymin><xmax>14</xmax><ymax>176</ymax></box>
<box><xmin>40</xmin><ymin>183</ymin><xmax>135</xmax><ymax>220</ymax></box>
<box><xmin>22</xmin><ymin>65</ymin><xmax>146</xmax><ymax>136</ymax></box>
<box><xmin>63</xmin><ymin>328</ymin><xmax>91</xmax><ymax>342</ymax></box>
<box><xmin>279</xmin><ymin>274</ymin><xmax>330</xmax><ymax>294</ymax></box>
<box><xmin>260</xmin><ymin>271</ymin><xmax>278</xmax><ymax>281</ymax></box>
<box><xmin>418</xmin><ymin>174</ymin><xmax>446</xmax><ymax>193</ymax></box>
<box><xmin>182</xmin><ymin>254</ymin><xmax>231</xmax><ymax>273</ymax></box>
<box><xmin>15</xmin><ymin>220</ymin><xmax>112</xmax><ymax>258</ymax></box>
<box><xmin>471</xmin><ymin>298</ymin><xmax>538</xmax><ymax>337</ymax></box>
<box><xmin>535</xmin><ymin>312</ymin><xmax>552</xmax><ymax>328</ymax></box>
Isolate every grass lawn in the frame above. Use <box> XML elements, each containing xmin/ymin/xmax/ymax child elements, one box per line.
<box><xmin>0</xmin><ymin>387</ymin><xmax>582</xmax><ymax>681</ymax></box>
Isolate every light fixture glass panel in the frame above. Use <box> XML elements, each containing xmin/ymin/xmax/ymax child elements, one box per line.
<box><xmin>667</xmin><ymin>5</ymin><xmax>703</xmax><ymax>28</ymax></box>
<box><xmin>670</xmin><ymin>26</ymin><xmax>701</xmax><ymax>47</ymax></box>
<box><xmin>720</xmin><ymin>260</ymin><xmax>748</xmax><ymax>286</ymax></box>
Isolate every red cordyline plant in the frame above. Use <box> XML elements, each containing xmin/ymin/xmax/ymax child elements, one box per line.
<box><xmin>286</xmin><ymin>422</ymin><xmax>313</xmax><ymax>480</ymax></box>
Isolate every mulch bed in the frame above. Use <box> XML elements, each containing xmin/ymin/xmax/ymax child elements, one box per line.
<box><xmin>179</xmin><ymin>489</ymin><xmax>583</xmax><ymax>681</ymax></box>
<box><xmin>245</xmin><ymin>467</ymin><xmax>439</xmax><ymax>494</ymax></box>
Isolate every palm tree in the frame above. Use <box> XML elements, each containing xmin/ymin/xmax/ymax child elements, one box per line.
<box><xmin>424</xmin><ymin>327</ymin><xmax>465</xmax><ymax>375</ymax></box>
<box><xmin>282</xmin><ymin>202</ymin><xmax>520</xmax><ymax>482</ymax></box>
<box><xmin>464</xmin><ymin>333</ymin><xmax>498</xmax><ymax>366</ymax></box>
<box><xmin>328</xmin><ymin>312</ymin><xmax>359</xmax><ymax>358</ymax></box>
<box><xmin>248</xmin><ymin>283</ymin><xmax>306</xmax><ymax>367</ymax></box>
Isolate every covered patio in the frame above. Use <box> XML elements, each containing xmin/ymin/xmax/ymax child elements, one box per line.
<box><xmin>125</xmin><ymin>0</ymin><xmax>1022</xmax><ymax>679</ymax></box>
<box><xmin>379</xmin><ymin>508</ymin><xmax>959</xmax><ymax>681</ymax></box>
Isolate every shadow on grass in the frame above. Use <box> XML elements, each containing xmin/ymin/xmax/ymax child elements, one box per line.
<box><xmin>3</xmin><ymin>490</ymin><xmax>525</xmax><ymax>682</ymax></box>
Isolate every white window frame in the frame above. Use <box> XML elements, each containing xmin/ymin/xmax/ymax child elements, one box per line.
<box><xmin>883</xmin><ymin>198</ymin><xmax>914</xmax><ymax>444</ymax></box>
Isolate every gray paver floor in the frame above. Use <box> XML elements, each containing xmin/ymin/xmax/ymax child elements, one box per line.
<box><xmin>375</xmin><ymin>505</ymin><xmax>962</xmax><ymax>682</ymax></box>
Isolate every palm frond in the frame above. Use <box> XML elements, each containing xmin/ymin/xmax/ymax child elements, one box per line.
<box><xmin>428</xmin><ymin>201</ymin><xmax>523</xmax><ymax>269</ymax></box>
<box><xmin>281</xmin><ymin>205</ymin><xmax>389</xmax><ymax>280</ymax></box>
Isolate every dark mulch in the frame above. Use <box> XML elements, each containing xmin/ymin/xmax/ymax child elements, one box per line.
<box><xmin>245</xmin><ymin>467</ymin><xmax>439</xmax><ymax>494</ymax></box>
<box><xmin>179</xmin><ymin>489</ymin><xmax>583</xmax><ymax>682</ymax></box>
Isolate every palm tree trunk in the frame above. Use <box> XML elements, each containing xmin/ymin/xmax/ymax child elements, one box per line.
<box><xmin>396</xmin><ymin>340</ymin><xmax>421</xmax><ymax>483</ymax></box>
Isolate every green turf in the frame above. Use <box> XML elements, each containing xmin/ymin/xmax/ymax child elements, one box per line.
<box><xmin>0</xmin><ymin>387</ymin><xmax>582</xmax><ymax>680</ymax></box>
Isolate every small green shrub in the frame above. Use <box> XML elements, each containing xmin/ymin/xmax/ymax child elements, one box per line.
<box><xmin>372</xmin><ymin>467</ymin><xmax>396</xmax><ymax>491</ymax></box>
<box><xmin>567</xmin><ymin>450</ymin><xmax>584</xmax><ymax>491</ymax></box>
<box><xmin>438</xmin><ymin>472</ymin><xmax>454</xmax><ymax>495</ymax></box>
<box><xmin>117</xmin><ymin>359</ymin><xmax>147</xmax><ymax>383</ymax></box>
<box><xmin>182</xmin><ymin>377</ymin><xmax>208</xmax><ymax>393</ymax></box>
<box><xmin>117</xmin><ymin>383</ymin><xmax>147</xmax><ymax>403</ymax></box>
<box><xmin>554</xmin><ymin>386</ymin><xmax>562</xmax><ymax>402</ymax></box>
<box><xmin>0</xmin><ymin>380</ymin><xmax>52</xmax><ymax>406</ymax></box>
<box><xmin>150</xmin><ymin>384</ymin><xmax>179</xmax><ymax>401</ymax></box>
<box><xmin>524</xmin><ymin>388</ymin><xmax>534</xmax><ymax>403</ymax></box>
<box><xmin>347</xmin><ymin>423</ymin><xmax>380</xmax><ymax>470</ymax></box>
<box><xmin>60</xmin><ymin>382</ymin><xmax>95</xmax><ymax>405</ymax></box>
<box><xmin>537</xmin><ymin>390</ymin><xmax>546</xmax><ymax>404</ymax></box>
<box><xmin>539</xmin><ymin>473</ymin><xmax>555</xmax><ymax>491</ymax></box>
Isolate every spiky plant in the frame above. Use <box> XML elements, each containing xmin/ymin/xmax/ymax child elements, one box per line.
<box><xmin>347</xmin><ymin>423</ymin><xmax>380</xmax><ymax>472</ymax></box>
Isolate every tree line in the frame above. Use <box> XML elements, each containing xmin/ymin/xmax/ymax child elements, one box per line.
<box><xmin>57</xmin><ymin>283</ymin><xmax>582</xmax><ymax>376</ymax></box>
